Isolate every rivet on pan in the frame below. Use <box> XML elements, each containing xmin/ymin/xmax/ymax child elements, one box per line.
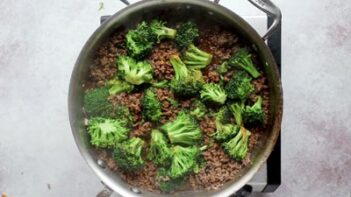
<box><xmin>84</xmin><ymin>118</ymin><xmax>89</xmax><ymax>126</ymax></box>
<box><xmin>130</xmin><ymin>187</ymin><xmax>142</xmax><ymax>194</ymax></box>
<box><xmin>208</xmin><ymin>11</ymin><xmax>214</xmax><ymax>15</ymax></box>
<box><xmin>186</xmin><ymin>5</ymin><xmax>191</xmax><ymax>9</ymax></box>
<box><xmin>97</xmin><ymin>159</ymin><xmax>106</xmax><ymax>169</ymax></box>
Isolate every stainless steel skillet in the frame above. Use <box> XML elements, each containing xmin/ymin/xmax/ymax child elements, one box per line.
<box><xmin>68</xmin><ymin>0</ymin><xmax>283</xmax><ymax>196</ymax></box>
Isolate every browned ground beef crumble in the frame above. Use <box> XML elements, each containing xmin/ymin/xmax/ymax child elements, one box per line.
<box><xmin>87</xmin><ymin>24</ymin><xmax>270</xmax><ymax>192</ymax></box>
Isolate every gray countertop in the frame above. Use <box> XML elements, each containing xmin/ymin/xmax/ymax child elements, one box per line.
<box><xmin>1</xmin><ymin>0</ymin><xmax>350</xmax><ymax>196</ymax></box>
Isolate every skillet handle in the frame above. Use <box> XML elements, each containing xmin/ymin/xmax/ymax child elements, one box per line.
<box><xmin>120</xmin><ymin>0</ymin><xmax>222</xmax><ymax>6</ymax></box>
<box><xmin>119</xmin><ymin>0</ymin><xmax>281</xmax><ymax>40</ymax></box>
<box><xmin>248</xmin><ymin>0</ymin><xmax>281</xmax><ymax>40</ymax></box>
<box><xmin>214</xmin><ymin>0</ymin><xmax>281</xmax><ymax>40</ymax></box>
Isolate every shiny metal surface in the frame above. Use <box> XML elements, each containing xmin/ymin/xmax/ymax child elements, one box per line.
<box><xmin>68</xmin><ymin>0</ymin><xmax>283</xmax><ymax>196</ymax></box>
<box><xmin>248</xmin><ymin>0</ymin><xmax>282</xmax><ymax>40</ymax></box>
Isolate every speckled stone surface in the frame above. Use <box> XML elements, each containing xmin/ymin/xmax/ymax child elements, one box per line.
<box><xmin>0</xmin><ymin>0</ymin><xmax>350</xmax><ymax>196</ymax></box>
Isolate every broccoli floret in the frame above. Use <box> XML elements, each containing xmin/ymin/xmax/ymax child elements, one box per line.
<box><xmin>175</xmin><ymin>21</ymin><xmax>199</xmax><ymax>49</ymax></box>
<box><xmin>243</xmin><ymin>96</ymin><xmax>264</xmax><ymax>124</ymax></box>
<box><xmin>229</xmin><ymin>102</ymin><xmax>244</xmax><ymax>126</ymax></box>
<box><xmin>224</xmin><ymin>103</ymin><xmax>251</xmax><ymax>160</ymax></box>
<box><xmin>117</xmin><ymin>56</ymin><xmax>153</xmax><ymax>85</ymax></box>
<box><xmin>217</xmin><ymin>61</ymin><xmax>229</xmax><ymax>74</ymax></box>
<box><xmin>87</xmin><ymin>117</ymin><xmax>130</xmax><ymax>148</ymax></box>
<box><xmin>166</xmin><ymin>97</ymin><xmax>179</xmax><ymax>107</ymax></box>
<box><xmin>229</xmin><ymin>48</ymin><xmax>260</xmax><ymax>78</ymax></box>
<box><xmin>114</xmin><ymin>105</ymin><xmax>133</xmax><ymax>126</ymax></box>
<box><xmin>214</xmin><ymin>106</ymin><xmax>231</xmax><ymax>124</ymax></box>
<box><xmin>126</xmin><ymin>22</ymin><xmax>155</xmax><ymax>59</ymax></box>
<box><xmin>223</xmin><ymin>126</ymin><xmax>251</xmax><ymax>160</ymax></box>
<box><xmin>150</xmin><ymin>20</ymin><xmax>177</xmax><ymax>43</ymax></box>
<box><xmin>147</xmin><ymin>130</ymin><xmax>172</xmax><ymax>166</ymax></box>
<box><xmin>189</xmin><ymin>100</ymin><xmax>207</xmax><ymax>120</ymax></box>
<box><xmin>142</xmin><ymin>88</ymin><xmax>162</xmax><ymax>122</ymax></box>
<box><xmin>107</xmin><ymin>78</ymin><xmax>134</xmax><ymax>95</ymax></box>
<box><xmin>84</xmin><ymin>87</ymin><xmax>114</xmax><ymax>117</ymax></box>
<box><xmin>225</xmin><ymin>71</ymin><xmax>254</xmax><ymax>101</ymax></box>
<box><xmin>215</xmin><ymin>124</ymin><xmax>239</xmax><ymax>141</ymax></box>
<box><xmin>200</xmin><ymin>83</ymin><xmax>227</xmax><ymax>105</ymax></box>
<box><xmin>169</xmin><ymin>55</ymin><xmax>203</xmax><ymax>96</ymax></box>
<box><xmin>158</xmin><ymin>178</ymin><xmax>184</xmax><ymax>193</ymax></box>
<box><xmin>156</xmin><ymin>168</ymin><xmax>185</xmax><ymax>193</ymax></box>
<box><xmin>161</xmin><ymin>111</ymin><xmax>202</xmax><ymax>145</ymax></box>
<box><xmin>113</xmin><ymin>137</ymin><xmax>145</xmax><ymax>171</ymax></box>
<box><xmin>169</xmin><ymin>146</ymin><xmax>202</xmax><ymax>178</ymax></box>
<box><xmin>152</xmin><ymin>80</ymin><xmax>169</xmax><ymax>88</ymax></box>
<box><xmin>183</xmin><ymin>44</ymin><xmax>213</xmax><ymax>69</ymax></box>
<box><xmin>212</xmin><ymin>107</ymin><xmax>239</xmax><ymax>141</ymax></box>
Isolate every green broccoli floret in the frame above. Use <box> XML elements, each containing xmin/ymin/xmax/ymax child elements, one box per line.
<box><xmin>228</xmin><ymin>48</ymin><xmax>260</xmax><ymax>78</ymax></box>
<box><xmin>142</xmin><ymin>88</ymin><xmax>162</xmax><ymax>122</ymax></box>
<box><xmin>223</xmin><ymin>126</ymin><xmax>251</xmax><ymax>160</ymax></box>
<box><xmin>225</xmin><ymin>71</ymin><xmax>254</xmax><ymax>101</ymax></box>
<box><xmin>156</xmin><ymin>168</ymin><xmax>185</xmax><ymax>193</ymax></box>
<box><xmin>126</xmin><ymin>22</ymin><xmax>155</xmax><ymax>59</ymax></box>
<box><xmin>84</xmin><ymin>87</ymin><xmax>114</xmax><ymax>117</ymax></box>
<box><xmin>169</xmin><ymin>55</ymin><xmax>203</xmax><ymax>96</ymax></box>
<box><xmin>243</xmin><ymin>96</ymin><xmax>264</xmax><ymax>124</ymax></box>
<box><xmin>175</xmin><ymin>21</ymin><xmax>199</xmax><ymax>49</ymax></box>
<box><xmin>169</xmin><ymin>146</ymin><xmax>202</xmax><ymax>178</ymax></box>
<box><xmin>215</xmin><ymin>124</ymin><xmax>239</xmax><ymax>142</ymax></box>
<box><xmin>147</xmin><ymin>130</ymin><xmax>172</xmax><ymax>166</ymax></box>
<box><xmin>182</xmin><ymin>44</ymin><xmax>213</xmax><ymax>69</ymax></box>
<box><xmin>224</xmin><ymin>103</ymin><xmax>251</xmax><ymax>160</ymax></box>
<box><xmin>87</xmin><ymin>117</ymin><xmax>130</xmax><ymax>148</ymax></box>
<box><xmin>166</xmin><ymin>97</ymin><xmax>179</xmax><ymax>107</ymax></box>
<box><xmin>107</xmin><ymin>78</ymin><xmax>134</xmax><ymax>95</ymax></box>
<box><xmin>214</xmin><ymin>106</ymin><xmax>231</xmax><ymax>124</ymax></box>
<box><xmin>161</xmin><ymin>111</ymin><xmax>202</xmax><ymax>145</ymax></box>
<box><xmin>150</xmin><ymin>20</ymin><xmax>177</xmax><ymax>43</ymax></box>
<box><xmin>189</xmin><ymin>100</ymin><xmax>207</xmax><ymax>120</ymax></box>
<box><xmin>114</xmin><ymin>105</ymin><xmax>133</xmax><ymax>126</ymax></box>
<box><xmin>152</xmin><ymin>80</ymin><xmax>169</xmax><ymax>88</ymax></box>
<box><xmin>117</xmin><ymin>56</ymin><xmax>153</xmax><ymax>85</ymax></box>
<box><xmin>200</xmin><ymin>83</ymin><xmax>227</xmax><ymax>105</ymax></box>
<box><xmin>212</xmin><ymin>107</ymin><xmax>239</xmax><ymax>141</ymax></box>
<box><xmin>229</xmin><ymin>102</ymin><xmax>244</xmax><ymax>126</ymax></box>
<box><xmin>113</xmin><ymin>137</ymin><xmax>145</xmax><ymax>171</ymax></box>
<box><xmin>217</xmin><ymin>61</ymin><xmax>229</xmax><ymax>74</ymax></box>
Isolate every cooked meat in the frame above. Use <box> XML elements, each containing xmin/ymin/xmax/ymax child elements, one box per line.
<box><xmin>130</xmin><ymin>122</ymin><xmax>153</xmax><ymax>138</ymax></box>
<box><xmin>87</xmin><ymin>32</ymin><xmax>126</xmax><ymax>89</ymax></box>
<box><xmin>148</xmin><ymin>41</ymin><xmax>179</xmax><ymax>80</ymax></box>
<box><xmin>155</xmin><ymin>88</ymin><xmax>179</xmax><ymax>123</ymax></box>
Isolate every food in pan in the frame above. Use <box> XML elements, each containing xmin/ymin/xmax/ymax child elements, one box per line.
<box><xmin>83</xmin><ymin>19</ymin><xmax>269</xmax><ymax>192</ymax></box>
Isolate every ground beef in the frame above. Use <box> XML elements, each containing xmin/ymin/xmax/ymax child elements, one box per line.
<box><xmin>200</xmin><ymin>116</ymin><xmax>216</xmax><ymax>136</ymax></box>
<box><xmin>130</xmin><ymin>122</ymin><xmax>153</xmax><ymax>138</ymax></box>
<box><xmin>199</xmin><ymin>26</ymin><xmax>240</xmax><ymax>84</ymax></box>
<box><xmin>155</xmin><ymin>88</ymin><xmax>179</xmax><ymax>123</ymax></box>
<box><xmin>189</xmin><ymin>143</ymin><xmax>242</xmax><ymax>190</ymax></box>
<box><xmin>204</xmin><ymin>70</ymin><xmax>220</xmax><ymax>83</ymax></box>
<box><xmin>109</xmin><ymin>92</ymin><xmax>144</xmax><ymax>123</ymax></box>
<box><xmin>87</xmin><ymin>32</ymin><xmax>127</xmax><ymax>88</ymax></box>
<box><xmin>148</xmin><ymin>41</ymin><xmax>179</xmax><ymax>80</ymax></box>
<box><xmin>199</xmin><ymin>26</ymin><xmax>239</xmax><ymax>65</ymax></box>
